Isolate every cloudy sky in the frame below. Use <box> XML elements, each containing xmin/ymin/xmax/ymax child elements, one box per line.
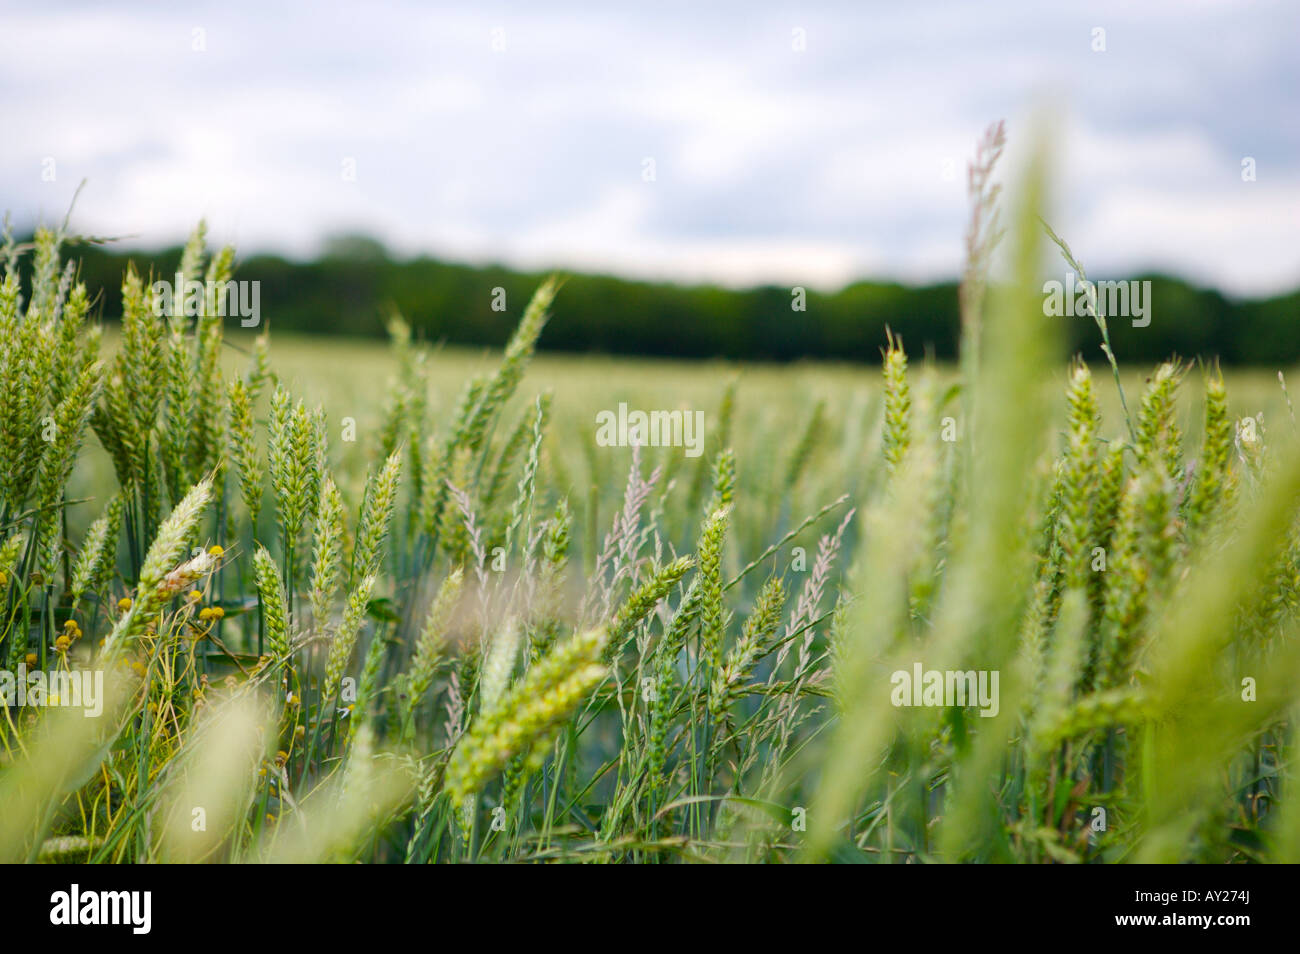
<box><xmin>3</xmin><ymin>1</ymin><xmax>1297</xmax><ymax>296</ymax></box>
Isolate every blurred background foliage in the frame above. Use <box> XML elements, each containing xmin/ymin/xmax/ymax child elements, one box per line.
<box><xmin>36</xmin><ymin>234</ymin><xmax>1300</xmax><ymax>366</ymax></box>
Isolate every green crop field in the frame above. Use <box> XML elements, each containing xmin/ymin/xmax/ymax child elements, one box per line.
<box><xmin>5</xmin><ymin>137</ymin><xmax>1300</xmax><ymax>865</ymax></box>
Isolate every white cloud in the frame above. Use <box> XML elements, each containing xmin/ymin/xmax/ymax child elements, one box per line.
<box><xmin>1</xmin><ymin>0</ymin><xmax>1296</xmax><ymax>295</ymax></box>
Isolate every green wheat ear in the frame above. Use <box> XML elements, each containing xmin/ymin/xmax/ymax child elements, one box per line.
<box><xmin>401</xmin><ymin>567</ymin><xmax>465</xmax><ymax>726</ymax></box>
<box><xmin>69</xmin><ymin>496</ymin><xmax>122</xmax><ymax>608</ymax></box>
<box><xmin>881</xmin><ymin>328</ymin><xmax>911</xmax><ymax>471</ymax></box>
<box><xmin>1185</xmin><ymin>369</ymin><xmax>1234</xmax><ymax>541</ymax></box>
<box><xmin>253</xmin><ymin>544</ymin><xmax>292</xmax><ymax>662</ymax></box>
<box><xmin>103</xmin><ymin>478</ymin><xmax>213</xmax><ymax>658</ymax></box>
<box><xmin>353</xmin><ymin>447</ymin><xmax>403</xmax><ymax>583</ymax></box>
<box><xmin>709</xmin><ymin>575</ymin><xmax>785</xmax><ymax>717</ymax></box>
<box><xmin>323</xmin><ymin>573</ymin><xmax>376</xmax><ymax>702</ymax></box>
<box><xmin>1058</xmin><ymin>359</ymin><xmax>1099</xmax><ymax>588</ymax></box>
<box><xmin>461</xmin><ymin>277</ymin><xmax>558</xmax><ymax>455</ymax></box>
<box><xmin>1135</xmin><ymin>360</ymin><xmax>1186</xmax><ymax>483</ymax></box>
<box><xmin>268</xmin><ymin>387</ymin><xmax>324</xmax><ymax>561</ymax></box>
<box><xmin>443</xmin><ymin>627</ymin><xmax>607</xmax><ymax>803</ymax></box>
<box><xmin>607</xmin><ymin>554</ymin><xmax>693</xmax><ymax>656</ymax></box>
<box><xmin>697</xmin><ymin>504</ymin><xmax>731</xmax><ymax>676</ymax></box>
<box><xmin>228</xmin><ymin>377</ymin><xmax>264</xmax><ymax>532</ymax></box>
<box><xmin>308</xmin><ymin>474</ymin><xmax>346</xmax><ymax>629</ymax></box>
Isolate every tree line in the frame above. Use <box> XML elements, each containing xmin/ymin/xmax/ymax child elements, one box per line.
<box><xmin>51</xmin><ymin>236</ymin><xmax>1300</xmax><ymax>365</ymax></box>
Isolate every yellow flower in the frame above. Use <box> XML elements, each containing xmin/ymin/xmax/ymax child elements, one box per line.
<box><xmin>118</xmin><ymin>597</ymin><xmax>133</xmax><ymax>611</ymax></box>
<box><xmin>208</xmin><ymin>544</ymin><xmax>225</xmax><ymax>557</ymax></box>
<box><xmin>187</xmin><ymin>590</ymin><xmax>202</xmax><ymax>602</ymax></box>
<box><xmin>54</xmin><ymin>635</ymin><xmax>71</xmax><ymax>652</ymax></box>
<box><xmin>23</xmin><ymin>652</ymin><xmax>37</xmax><ymax>667</ymax></box>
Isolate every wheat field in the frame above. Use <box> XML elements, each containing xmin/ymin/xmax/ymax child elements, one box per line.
<box><xmin>4</xmin><ymin>139</ymin><xmax>1300</xmax><ymax>865</ymax></box>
